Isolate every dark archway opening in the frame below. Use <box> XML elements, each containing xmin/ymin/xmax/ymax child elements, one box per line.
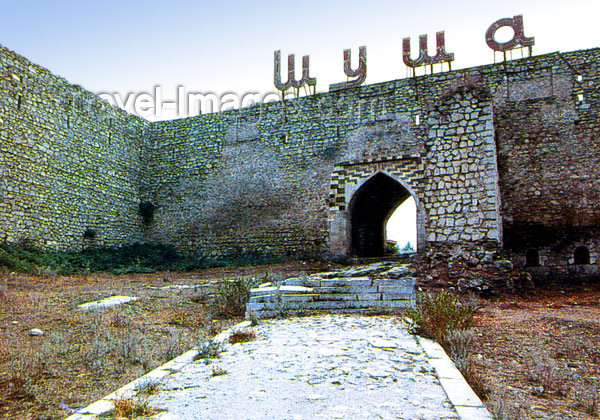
<box><xmin>574</xmin><ymin>246</ymin><xmax>590</xmax><ymax>265</ymax></box>
<box><xmin>350</xmin><ymin>173</ymin><xmax>412</xmax><ymax>258</ymax></box>
<box><xmin>525</xmin><ymin>249</ymin><xmax>540</xmax><ymax>267</ymax></box>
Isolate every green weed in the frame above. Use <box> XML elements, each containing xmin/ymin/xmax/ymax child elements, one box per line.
<box><xmin>212</xmin><ymin>278</ymin><xmax>258</xmax><ymax>318</ymax></box>
<box><xmin>405</xmin><ymin>290</ymin><xmax>479</xmax><ymax>345</ymax></box>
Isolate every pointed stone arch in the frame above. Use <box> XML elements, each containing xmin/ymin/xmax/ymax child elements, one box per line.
<box><xmin>347</xmin><ymin>171</ymin><xmax>424</xmax><ymax>257</ymax></box>
<box><xmin>327</xmin><ymin>162</ymin><xmax>426</xmax><ymax>259</ymax></box>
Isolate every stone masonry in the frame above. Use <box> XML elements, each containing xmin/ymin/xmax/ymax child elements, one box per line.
<box><xmin>1</xmin><ymin>43</ymin><xmax>600</xmax><ymax>280</ymax></box>
<box><xmin>0</xmin><ymin>45</ymin><xmax>148</xmax><ymax>250</ymax></box>
<box><xmin>246</xmin><ymin>262</ymin><xmax>417</xmax><ymax>319</ymax></box>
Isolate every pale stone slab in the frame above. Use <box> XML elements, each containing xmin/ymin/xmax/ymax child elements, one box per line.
<box><xmin>428</xmin><ymin>356</ymin><xmax>462</xmax><ymax>379</ymax></box>
<box><xmin>439</xmin><ymin>377</ymin><xmax>486</xmax><ymax>408</ymax></box>
<box><xmin>146</xmin><ymin>316</ymin><xmax>463</xmax><ymax>420</ymax></box>
<box><xmin>454</xmin><ymin>405</ymin><xmax>495</xmax><ymax>420</ymax></box>
<box><xmin>250</xmin><ymin>286</ymin><xmax>277</xmax><ymax>295</ymax></box>
<box><xmin>379</xmin><ymin>265</ymin><xmax>414</xmax><ymax>278</ymax></box>
<box><xmin>77</xmin><ymin>296</ymin><xmax>137</xmax><ymax>310</ymax></box>
<box><xmin>280</xmin><ymin>285</ymin><xmax>314</xmax><ymax>293</ymax></box>
<box><xmin>417</xmin><ymin>336</ymin><xmax>489</xmax><ymax>416</ymax></box>
<box><xmin>418</xmin><ymin>337</ymin><xmax>449</xmax><ymax>360</ymax></box>
<box><xmin>148</xmin><ymin>285</ymin><xmax>206</xmax><ymax>290</ymax></box>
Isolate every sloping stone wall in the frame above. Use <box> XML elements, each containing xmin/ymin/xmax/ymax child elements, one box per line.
<box><xmin>0</xmin><ymin>45</ymin><xmax>148</xmax><ymax>250</ymax></box>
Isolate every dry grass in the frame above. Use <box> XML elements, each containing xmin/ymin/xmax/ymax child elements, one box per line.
<box><xmin>486</xmin><ymin>392</ymin><xmax>526</xmax><ymax>420</ymax></box>
<box><xmin>468</xmin><ymin>283</ymin><xmax>600</xmax><ymax>420</ymax></box>
<box><xmin>410</xmin><ymin>285</ymin><xmax>600</xmax><ymax>420</ymax></box>
<box><xmin>211</xmin><ymin>365</ymin><xmax>227</xmax><ymax>377</ymax></box>
<box><xmin>228</xmin><ymin>329</ymin><xmax>257</xmax><ymax>344</ymax></box>
<box><xmin>194</xmin><ymin>338</ymin><xmax>225</xmax><ymax>361</ymax></box>
<box><xmin>405</xmin><ymin>290</ymin><xmax>479</xmax><ymax>344</ymax></box>
<box><xmin>9</xmin><ymin>259</ymin><xmax>597</xmax><ymax>420</ymax></box>
<box><xmin>524</xmin><ymin>346</ymin><xmax>572</xmax><ymax>396</ymax></box>
<box><xmin>212</xmin><ymin>278</ymin><xmax>258</xmax><ymax>318</ymax></box>
<box><xmin>134</xmin><ymin>378</ymin><xmax>161</xmax><ymax>396</ymax></box>
<box><xmin>0</xmin><ymin>261</ymin><xmax>323</xmax><ymax>419</ymax></box>
<box><xmin>102</xmin><ymin>395</ymin><xmax>161</xmax><ymax>419</ymax></box>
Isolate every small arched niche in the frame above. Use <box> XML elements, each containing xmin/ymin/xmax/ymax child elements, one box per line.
<box><xmin>573</xmin><ymin>246</ymin><xmax>590</xmax><ymax>265</ymax></box>
<box><xmin>525</xmin><ymin>249</ymin><xmax>540</xmax><ymax>267</ymax></box>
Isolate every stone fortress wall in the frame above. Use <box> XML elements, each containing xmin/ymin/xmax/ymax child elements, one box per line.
<box><xmin>1</xmin><ymin>42</ymin><xmax>599</xmax><ymax>279</ymax></box>
<box><xmin>0</xmin><ymin>45</ymin><xmax>149</xmax><ymax>250</ymax></box>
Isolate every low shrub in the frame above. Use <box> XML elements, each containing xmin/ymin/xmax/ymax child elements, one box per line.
<box><xmin>194</xmin><ymin>338</ymin><xmax>224</xmax><ymax>361</ymax></box>
<box><xmin>405</xmin><ymin>290</ymin><xmax>479</xmax><ymax>345</ymax></box>
<box><xmin>1</xmin><ymin>347</ymin><xmax>47</xmax><ymax>402</ymax></box>
<box><xmin>405</xmin><ymin>290</ymin><xmax>486</xmax><ymax>398</ymax></box>
<box><xmin>525</xmin><ymin>349</ymin><xmax>572</xmax><ymax>396</ymax></box>
<box><xmin>0</xmin><ymin>242</ymin><xmax>190</xmax><ymax>275</ymax></box>
<box><xmin>486</xmin><ymin>392</ymin><xmax>525</xmax><ymax>420</ymax></box>
<box><xmin>0</xmin><ymin>242</ymin><xmax>292</xmax><ymax>275</ymax></box>
<box><xmin>212</xmin><ymin>278</ymin><xmax>258</xmax><ymax>318</ymax></box>
<box><xmin>159</xmin><ymin>328</ymin><xmax>187</xmax><ymax>361</ymax></box>
<box><xmin>445</xmin><ymin>328</ymin><xmax>476</xmax><ymax>372</ymax></box>
<box><xmin>572</xmin><ymin>393</ymin><xmax>600</xmax><ymax>417</ymax></box>
<box><xmin>135</xmin><ymin>379</ymin><xmax>161</xmax><ymax>396</ymax></box>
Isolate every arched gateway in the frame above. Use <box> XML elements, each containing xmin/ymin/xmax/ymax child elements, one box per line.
<box><xmin>349</xmin><ymin>173</ymin><xmax>413</xmax><ymax>257</ymax></box>
<box><xmin>327</xmin><ymin>168</ymin><xmax>427</xmax><ymax>259</ymax></box>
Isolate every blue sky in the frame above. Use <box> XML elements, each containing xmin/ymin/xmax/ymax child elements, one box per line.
<box><xmin>1</xmin><ymin>0</ymin><xmax>598</xmax><ymax>248</ymax></box>
<box><xmin>1</xmin><ymin>0</ymin><xmax>599</xmax><ymax>119</ymax></box>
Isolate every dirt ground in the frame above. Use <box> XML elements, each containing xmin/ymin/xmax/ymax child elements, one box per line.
<box><xmin>473</xmin><ymin>283</ymin><xmax>600</xmax><ymax>420</ymax></box>
<box><xmin>0</xmin><ymin>261</ymin><xmax>332</xmax><ymax>420</ymax></box>
<box><xmin>1</xmin><ymin>261</ymin><xmax>599</xmax><ymax>420</ymax></box>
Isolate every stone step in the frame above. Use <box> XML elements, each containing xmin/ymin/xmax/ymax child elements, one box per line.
<box><xmin>245</xmin><ymin>263</ymin><xmax>417</xmax><ymax>319</ymax></box>
<box><xmin>380</xmin><ymin>292</ymin><xmax>415</xmax><ymax>300</ymax></box>
<box><xmin>318</xmin><ymin>278</ymin><xmax>374</xmax><ymax>288</ymax></box>
<box><xmin>284</xmin><ymin>277</ymin><xmax>416</xmax><ymax>288</ymax></box>
<box><xmin>314</xmin><ymin>284</ymin><xmax>415</xmax><ymax>295</ymax></box>
<box><xmin>282</xmin><ymin>277</ymin><xmax>323</xmax><ymax>287</ymax></box>
<box><xmin>249</xmin><ymin>284</ymin><xmax>415</xmax><ymax>299</ymax></box>
<box><xmin>246</xmin><ymin>299</ymin><xmax>414</xmax><ymax>313</ymax></box>
<box><xmin>283</xmin><ymin>277</ymin><xmax>373</xmax><ymax>288</ymax></box>
<box><xmin>250</xmin><ymin>285</ymin><xmax>314</xmax><ymax>296</ymax></box>
<box><xmin>373</xmin><ymin>278</ymin><xmax>416</xmax><ymax>287</ymax></box>
<box><xmin>314</xmin><ymin>285</ymin><xmax>379</xmax><ymax>294</ymax></box>
<box><xmin>245</xmin><ymin>307</ymin><xmax>408</xmax><ymax>319</ymax></box>
<box><xmin>250</xmin><ymin>292</ymin><xmax>414</xmax><ymax>304</ymax></box>
<box><xmin>312</xmin><ymin>293</ymin><xmax>382</xmax><ymax>302</ymax></box>
<box><xmin>249</xmin><ymin>293</ymin><xmax>373</xmax><ymax>304</ymax></box>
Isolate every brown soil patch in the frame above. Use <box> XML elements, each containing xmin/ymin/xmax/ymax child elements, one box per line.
<box><xmin>0</xmin><ymin>260</ymin><xmax>331</xmax><ymax>419</ymax></box>
<box><xmin>472</xmin><ymin>283</ymin><xmax>600</xmax><ymax>419</ymax></box>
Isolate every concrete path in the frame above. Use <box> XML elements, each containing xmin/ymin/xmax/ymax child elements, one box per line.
<box><xmin>68</xmin><ymin>315</ymin><xmax>492</xmax><ymax>420</ymax></box>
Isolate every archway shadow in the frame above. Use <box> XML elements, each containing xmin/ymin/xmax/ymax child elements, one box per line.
<box><xmin>349</xmin><ymin>172</ymin><xmax>414</xmax><ymax>258</ymax></box>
